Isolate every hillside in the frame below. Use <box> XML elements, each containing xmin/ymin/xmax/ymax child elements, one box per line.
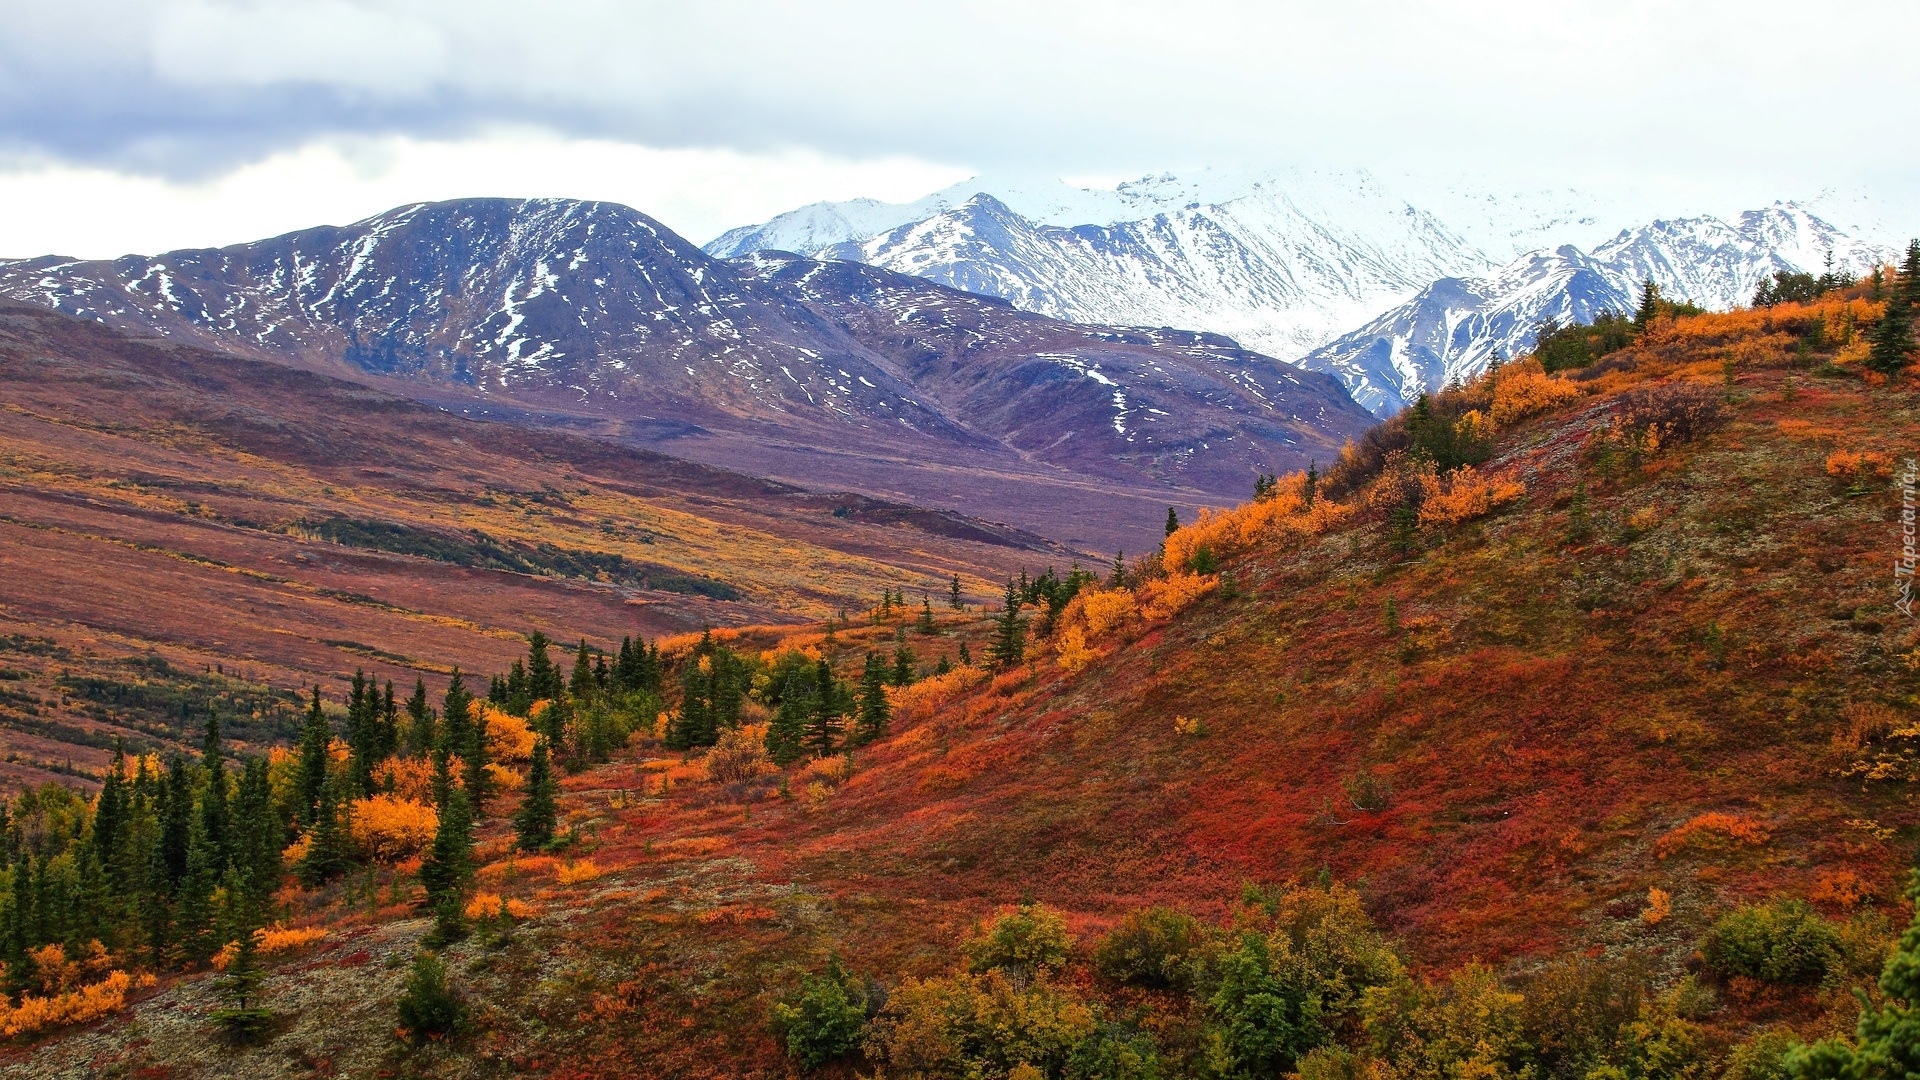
<box><xmin>0</xmin><ymin>301</ymin><xmax>1058</xmax><ymax>790</ymax></box>
<box><xmin>0</xmin><ymin>198</ymin><xmax>1375</xmax><ymax>553</ymax></box>
<box><xmin>3</xmin><ymin>284</ymin><xmax>1918</xmax><ymax>1078</ymax></box>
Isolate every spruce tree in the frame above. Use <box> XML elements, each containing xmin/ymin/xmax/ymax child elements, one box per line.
<box><xmin>176</xmin><ymin>817</ymin><xmax>219</xmax><ymax>964</ymax></box>
<box><xmin>569</xmin><ymin>639</ymin><xmax>595</xmax><ymax>702</ymax></box>
<box><xmin>198</xmin><ymin>710</ymin><xmax>230</xmax><ymax>874</ymax></box>
<box><xmin>917</xmin><ymin>596</ymin><xmax>937</xmax><ymax>634</ymax></box>
<box><xmin>1108</xmin><ymin>551</ymin><xmax>1126</xmax><ymax>589</ymax></box>
<box><xmin>298</xmin><ymin>783</ymin><xmax>351</xmax><ymax>886</ymax></box>
<box><xmin>441</xmin><ymin>669</ymin><xmax>474</xmax><ymax>760</ymax></box>
<box><xmin>379</xmin><ymin>680</ymin><xmax>400</xmax><ymax>763</ymax></box>
<box><xmin>949</xmin><ymin>573</ymin><xmax>964</xmax><ymax>610</ymax></box>
<box><xmin>420</xmin><ymin>788</ymin><xmax>474</xmax><ymax>912</ymax></box>
<box><xmin>1634</xmin><ymin>277</ymin><xmax>1664</xmax><ymax>329</ymax></box>
<box><xmin>513</xmin><ymin>737</ymin><xmax>558</xmax><ymax>853</ymax></box>
<box><xmin>405</xmin><ymin>678</ymin><xmax>436</xmax><ymax>759</ymax></box>
<box><xmin>767</xmin><ymin>671</ymin><xmax>809</xmax><ymax>766</ymax></box>
<box><xmin>934</xmin><ymin>654</ymin><xmax>952</xmax><ymax>677</ymax></box>
<box><xmin>892</xmin><ymin>643</ymin><xmax>917</xmax><ymax>687</ymax></box>
<box><xmin>230</xmin><ymin>758</ymin><xmax>280</xmax><ymax>915</ymax></box>
<box><xmin>159</xmin><ymin>755</ymin><xmax>194</xmax><ymax>888</ymax></box>
<box><xmin>525</xmin><ymin>632</ymin><xmax>562</xmax><ymax>702</ymax></box>
<box><xmin>987</xmin><ymin>582</ymin><xmax>1027</xmax><ymax>670</ymax></box>
<box><xmin>803</xmin><ymin>659</ymin><xmax>843</xmax><ymax>758</ymax></box>
<box><xmin>295</xmin><ymin>687</ymin><xmax>330</xmax><ymax>828</ymax></box>
<box><xmin>461</xmin><ymin>709</ymin><xmax>492</xmax><ymax>817</ymax></box>
<box><xmin>1789</xmin><ymin>865</ymin><xmax>1920</xmax><ymax>1079</ymax></box>
<box><xmin>855</xmin><ymin>653</ymin><xmax>890</xmax><ymax>746</ymax></box>
<box><xmin>1866</xmin><ymin>239</ymin><xmax>1919</xmax><ymax>376</ymax></box>
<box><xmin>959</xmin><ymin>640</ymin><xmax>973</xmax><ymax>667</ymax></box>
<box><xmin>1165</xmin><ymin>507</ymin><xmax>1179</xmax><ymax>536</ymax></box>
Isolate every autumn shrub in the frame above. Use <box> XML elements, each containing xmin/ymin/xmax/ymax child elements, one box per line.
<box><xmin>1700</xmin><ymin>899</ymin><xmax>1840</xmax><ymax>985</ymax></box>
<box><xmin>1136</xmin><ymin>572</ymin><xmax>1218</xmax><ymax>622</ymax></box>
<box><xmin>706</xmin><ymin>724</ymin><xmax>773</xmax><ymax>783</ymax></box>
<box><xmin>555</xmin><ymin>859</ymin><xmax>602</xmax><ymax>886</ymax></box>
<box><xmin>864</xmin><ymin>970</ymin><xmax>1098</xmax><ymax>1080</ymax></box>
<box><xmin>1720</xmin><ymin>1026</ymin><xmax>1800</xmax><ymax>1080</ymax></box>
<box><xmin>1360</xmin><ymin>965</ymin><xmax>1532</xmax><ymax>1080</ymax></box>
<box><xmin>1653</xmin><ymin>813</ymin><xmax>1770</xmax><ymax>859</ymax></box>
<box><xmin>966</xmin><ymin>902</ymin><xmax>1074</xmax><ymax>978</ymax></box>
<box><xmin>1067</xmin><ymin>1024</ymin><xmax>1170</xmax><ymax>1080</ymax></box>
<box><xmin>395</xmin><ymin>950</ymin><xmax>465</xmax><ymax>1045</ymax></box>
<box><xmin>1094</xmin><ymin>907</ymin><xmax>1209</xmax><ymax>991</ymax></box>
<box><xmin>770</xmin><ymin>956</ymin><xmax>872</xmax><ymax>1070</ymax></box>
<box><xmin>1825</xmin><ymin>450</ymin><xmax>1894</xmax><ymax>486</ymax></box>
<box><xmin>349</xmin><ymin>795</ymin><xmax>437</xmax><ymax>862</ymax></box>
<box><xmin>480</xmin><ymin>704</ymin><xmax>537</xmax><ymax>763</ymax></box>
<box><xmin>1613</xmin><ymin>383</ymin><xmax>1730</xmax><ymax>445</ymax></box>
<box><xmin>1416</xmin><ymin>467</ymin><xmax>1526</xmax><ymax>527</ymax></box>
<box><xmin>1514</xmin><ymin>956</ymin><xmax>1649</xmax><ymax>1079</ymax></box>
<box><xmin>255</xmin><ymin>924</ymin><xmax>329</xmax><ymax>956</ymax></box>
<box><xmin>1490</xmin><ymin>363</ymin><xmax>1584</xmax><ymax>426</ymax></box>
<box><xmin>0</xmin><ymin>968</ymin><xmax>140</xmax><ymax>1039</ymax></box>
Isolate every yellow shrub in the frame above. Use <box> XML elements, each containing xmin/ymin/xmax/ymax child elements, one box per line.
<box><xmin>1417</xmin><ymin>468</ymin><xmax>1526</xmax><ymax>527</ymax></box>
<box><xmin>349</xmin><ymin>795</ymin><xmax>438</xmax><ymax>862</ymax></box>
<box><xmin>256</xmin><ymin>924</ymin><xmax>329</xmax><ymax>954</ymax></box>
<box><xmin>706</xmin><ymin>724</ymin><xmax>773</xmax><ymax>783</ymax></box>
<box><xmin>465</xmin><ymin>891</ymin><xmax>536</xmax><ymax>920</ymax></box>
<box><xmin>890</xmin><ymin>665</ymin><xmax>991</xmax><ymax>725</ymax></box>
<box><xmin>1642</xmin><ymin>888</ymin><xmax>1672</xmax><ymax>926</ymax></box>
<box><xmin>0</xmin><ymin>969</ymin><xmax>137</xmax><ymax>1039</ymax></box>
<box><xmin>484</xmin><ymin>761</ymin><xmax>524</xmax><ymax>792</ymax></box>
<box><xmin>556</xmin><ymin>859</ymin><xmax>603</xmax><ymax>885</ymax></box>
<box><xmin>372</xmin><ymin>756</ymin><xmax>436</xmax><ymax>804</ymax></box>
<box><xmin>1137</xmin><ymin>572</ymin><xmax>1218</xmax><ymax>621</ymax></box>
<box><xmin>1826</xmin><ymin>449</ymin><xmax>1894</xmax><ymax>484</ymax></box>
<box><xmin>1490</xmin><ymin>365</ymin><xmax>1583</xmax><ymax>426</ymax></box>
<box><xmin>482</xmin><ymin>705</ymin><xmax>537</xmax><ymax>763</ymax></box>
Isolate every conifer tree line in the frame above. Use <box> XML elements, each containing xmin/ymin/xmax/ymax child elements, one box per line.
<box><xmin>0</xmin><ymin>629</ymin><xmax>670</xmax><ymax>990</ymax></box>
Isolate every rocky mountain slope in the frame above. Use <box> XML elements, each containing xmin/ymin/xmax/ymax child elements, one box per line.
<box><xmin>0</xmin><ymin>199</ymin><xmax>1374</xmax><ymax>552</ymax></box>
<box><xmin>1304</xmin><ymin>203</ymin><xmax>1892</xmax><ymax>412</ymax></box>
<box><xmin>713</xmin><ymin>171</ymin><xmax>1889</xmax><ymax>415</ymax></box>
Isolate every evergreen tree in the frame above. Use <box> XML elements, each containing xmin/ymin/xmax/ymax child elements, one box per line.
<box><xmin>1866</xmin><ymin>239</ymin><xmax>1919</xmax><ymax>376</ymax></box>
<box><xmin>1108</xmin><ymin>551</ymin><xmax>1125</xmax><ymax>589</ymax></box>
<box><xmin>159</xmin><ymin>755</ymin><xmax>194</xmax><ymax>888</ymax></box>
<box><xmin>441</xmin><ymin>669</ymin><xmax>474</xmax><ymax>759</ymax></box>
<box><xmin>934</xmin><ymin>654</ymin><xmax>952</xmax><ymax>677</ymax></box>
<box><xmin>210</xmin><ymin>927</ymin><xmax>273</xmax><ymax>1043</ymax></box>
<box><xmin>917</xmin><ymin>595</ymin><xmax>937</xmax><ymax>634</ymax></box>
<box><xmin>1789</xmin><ymin>866</ymin><xmax>1920</xmax><ymax>1079</ymax></box>
<box><xmin>176</xmin><ymin>816</ymin><xmax>219</xmax><ymax>964</ymax></box>
<box><xmin>959</xmin><ymin>640</ymin><xmax>973</xmax><ymax>667</ymax></box>
<box><xmin>949</xmin><ymin>572</ymin><xmax>964</xmax><ymax>610</ymax></box>
<box><xmin>513</xmin><ymin>737</ymin><xmax>558</xmax><ymax>853</ymax></box>
<box><xmin>987</xmin><ymin>581</ymin><xmax>1027</xmax><ymax>670</ymax></box>
<box><xmin>1165</xmin><ymin>507</ymin><xmax>1180</xmax><ymax>536</ymax></box>
<box><xmin>461</xmin><ymin>708</ymin><xmax>492</xmax><ymax>817</ymax></box>
<box><xmin>404</xmin><ymin>678</ymin><xmax>436</xmax><ymax>759</ymax></box>
<box><xmin>419</xmin><ymin>789</ymin><xmax>474</xmax><ymax>911</ymax></box>
<box><xmin>767</xmin><ymin>671</ymin><xmax>810</xmax><ymax>767</ymax></box>
<box><xmin>379</xmin><ymin>680</ymin><xmax>400</xmax><ymax>762</ymax></box>
<box><xmin>91</xmin><ymin>746</ymin><xmax>129</xmax><ymax>890</ymax></box>
<box><xmin>297</xmin><ymin>782</ymin><xmax>351</xmax><ymax>886</ymax></box>
<box><xmin>855</xmin><ymin>652</ymin><xmax>890</xmax><ymax>746</ymax></box>
<box><xmin>892</xmin><ymin>643</ymin><xmax>917</xmax><ymax>686</ymax></box>
<box><xmin>1634</xmin><ymin>277</ymin><xmax>1664</xmax><ymax>329</ymax></box>
<box><xmin>525</xmin><ymin>632</ymin><xmax>562</xmax><ymax>702</ymax></box>
<box><xmin>1304</xmin><ymin>460</ymin><xmax>1318</xmax><ymax>508</ymax></box>
<box><xmin>230</xmin><ymin>758</ymin><xmax>280</xmax><ymax>915</ymax></box>
<box><xmin>568</xmin><ymin>639</ymin><xmax>595</xmax><ymax>702</ymax></box>
<box><xmin>803</xmin><ymin>659</ymin><xmax>844</xmax><ymax>758</ymax></box>
<box><xmin>198</xmin><ymin>710</ymin><xmax>230</xmax><ymax>874</ymax></box>
<box><xmin>295</xmin><ymin>686</ymin><xmax>330</xmax><ymax>828</ymax></box>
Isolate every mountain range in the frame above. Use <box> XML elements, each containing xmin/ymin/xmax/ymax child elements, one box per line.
<box><xmin>710</xmin><ymin>170</ymin><xmax>1894</xmax><ymax>414</ymax></box>
<box><xmin>0</xmin><ymin>199</ymin><xmax>1374</xmax><ymax>552</ymax></box>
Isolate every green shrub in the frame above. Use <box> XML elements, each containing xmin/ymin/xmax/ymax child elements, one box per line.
<box><xmin>395</xmin><ymin>950</ymin><xmax>466</xmax><ymax>1045</ymax></box>
<box><xmin>1721</xmin><ymin>1027</ymin><xmax>1800</xmax><ymax>1080</ymax></box>
<box><xmin>1093</xmin><ymin>907</ymin><xmax>1207</xmax><ymax>990</ymax></box>
<box><xmin>770</xmin><ymin>956</ymin><xmax>870</xmax><ymax>1070</ymax></box>
<box><xmin>1067</xmin><ymin>1024</ymin><xmax>1168</xmax><ymax>1080</ymax></box>
<box><xmin>866</xmin><ymin>970</ymin><xmax>1097</xmax><ymax>1079</ymax></box>
<box><xmin>966</xmin><ymin>902</ymin><xmax>1074</xmax><ymax>977</ymax></box>
<box><xmin>1701</xmin><ymin>900</ymin><xmax>1840</xmax><ymax>985</ymax></box>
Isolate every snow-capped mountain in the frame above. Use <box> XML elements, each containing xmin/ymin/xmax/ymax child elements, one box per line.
<box><xmin>714</xmin><ymin>171</ymin><xmax>1893</xmax><ymax>417</ymax></box>
<box><xmin>1303</xmin><ymin>203</ymin><xmax>1892</xmax><ymax>414</ymax></box>
<box><xmin>0</xmin><ymin>198</ymin><xmax>1375</xmax><ymax>550</ymax></box>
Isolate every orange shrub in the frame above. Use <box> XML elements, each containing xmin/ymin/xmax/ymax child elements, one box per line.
<box><xmin>890</xmin><ymin>665</ymin><xmax>990</xmax><ymax>726</ymax></box>
<box><xmin>1809</xmin><ymin>871</ymin><xmax>1869</xmax><ymax>908</ymax></box>
<box><xmin>0</xmin><ymin>969</ymin><xmax>139</xmax><ymax>1039</ymax></box>
<box><xmin>1826</xmin><ymin>450</ymin><xmax>1894</xmax><ymax>484</ymax></box>
<box><xmin>482</xmin><ymin>704</ymin><xmax>537</xmax><ymax>763</ymax></box>
<box><xmin>556</xmin><ymin>859</ymin><xmax>603</xmax><ymax>885</ymax></box>
<box><xmin>1417</xmin><ymin>467</ymin><xmax>1526</xmax><ymax>527</ymax></box>
<box><xmin>372</xmin><ymin>756</ymin><xmax>436</xmax><ymax>804</ymax></box>
<box><xmin>1641</xmin><ymin>888</ymin><xmax>1672</xmax><ymax>926</ymax></box>
<box><xmin>707</xmin><ymin>724</ymin><xmax>773</xmax><ymax>783</ymax></box>
<box><xmin>1490</xmin><ymin>362</ymin><xmax>1583</xmax><ymax>426</ymax></box>
<box><xmin>349</xmin><ymin>795</ymin><xmax>437</xmax><ymax>862</ymax></box>
<box><xmin>1653</xmin><ymin>812</ymin><xmax>1771</xmax><ymax>859</ymax></box>
<box><xmin>463</xmin><ymin>891</ymin><xmax>533</xmax><ymax>920</ymax></box>
<box><xmin>1137</xmin><ymin>571</ymin><xmax>1218</xmax><ymax>622</ymax></box>
<box><xmin>256</xmin><ymin>924</ymin><xmax>329</xmax><ymax>954</ymax></box>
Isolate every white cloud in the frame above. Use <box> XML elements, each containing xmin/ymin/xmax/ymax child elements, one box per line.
<box><xmin>0</xmin><ymin>131</ymin><xmax>969</xmax><ymax>259</ymax></box>
<box><xmin>151</xmin><ymin>1</ymin><xmax>451</xmax><ymax>96</ymax></box>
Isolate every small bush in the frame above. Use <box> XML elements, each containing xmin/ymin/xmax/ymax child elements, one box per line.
<box><xmin>1614</xmin><ymin>383</ymin><xmax>1730</xmax><ymax>445</ymax></box>
<box><xmin>1700</xmin><ymin>899</ymin><xmax>1839</xmax><ymax>985</ymax></box>
<box><xmin>966</xmin><ymin>902</ymin><xmax>1074</xmax><ymax>977</ymax></box>
<box><xmin>395</xmin><ymin>951</ymin><xmax>466</xmax><ymax>1045</ymax></box>
<box><xmin>706</xmin><ymin>724</ymin><xmax>773</xmax><ymax>784</ymax></box>
<box><xmin>1721</xmin><ymin>1026</ymin><xmax>1800</xmax><ymax>1080</ymax></box>
<box><xmin>770</xmin><ymin>956</ymin><xmax>871</xmax><ymax>1070</ymax></box>
<box><xmin>1093</xmin><ymin>907</ymin><xmax>1207</xmax><ymax>990</ymax></box>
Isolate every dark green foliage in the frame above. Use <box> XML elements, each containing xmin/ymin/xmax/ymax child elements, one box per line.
<box><xmin>1188</xmin><ymin>545</ymin><xmax>1220</xmax><ymax>575</ymax></box>
<box><xmin>803</xmin><ymin>659</ymin><xmax>849</xmax><ymax>758</ymax></box>
<box><xmin>514</xmin><ymin>737</ymin><xmax>558</xmax><ymax>853</ymax></box>
<box><xmin>949</xmin><ymin>573</ymin><xmax>964</xmax><ymax>610</ymax></box>
<box><xmin>966</xmin><ymin>902</ymin><xmax>1073</xmax><ymax>977</ymax></box>
<box><xmin>1534</xmin><ymin>312</ymin><xmax>1637</xmax><ymax>373</ymax></box>
<box><xmin>1094</xmin><ymin>907</ymin><xmax>1207</xmax><ymax>991</ymax></box>
<box><xmin>419</xmin><ymin>789</ymin><xmax>474</xmax><ymax>910</ymax></box>
<box><xmin>665</xmin><ymin>637</ymin><xmax>750</xmax><ymax>750</ymax></box>
<box><xmin>855</xmin><ymin>652</ymin><xmax>890</xmax><ymax>746</ymax></box>
<box><xmin>891</xmin><ymin>643</ymin><xmax>917</xmax><ymax>687</ymax></box>
<box><xmin>294</xmin><ymin>687</ymin><xmax>330</xmax><ymax>829</ymax></box>
<box><xmin>1068</xmin><ymin>1025</ymin><xmax>1169</xmax><ymax>1080</ymax></box>
<box><xmin>396</xmin><ymin>950</ymin><xmax>467</xmax><ymax>1044</ymax></box>
<box><xmin>988</xmin><ymin>581</ymin><xmax>1027</xmax><ymax>670</ymax></box>
<box><xmin>917</xmin><ymin>596</ymin><xmax>937</xmax><ymax>634</ymax></box>
<box><xmin>404</xmin><ymin>678</ymin><xmax>436</xmax><ymax>759</ymax></box>
<box><xmin>770</xmin><ymin>956</ymin><xmax>870</xmax><ymax>1070</ymax></box>
<box><xmin>1205</xmin><ymin>931</ymin><xmax>1327</xmax><ymax>1078</ymax></box>
<box><xmin>1405</xmin><ymin>393</ymin><xmax>1492</xmax><ymax>471</ymax></box>
<box><xmin>1166</xmin><ymin>507</ymin><xmax>1180</xmax><ymax>536</ymax></box>
<box><xmin>301</xmin><ymin>516</ymin><xmax>739</xmax><ymax>598</ymax></box>
<box><xmin>297</xmin><ymin>783</ymin><xmax>352</xmax><ymax>887</ymax></box>
<box><xmin>1253</xmin><ymin>472</ymin><xmax>1278</xmax><ymax>500</ymax></box>
<box><xmin>1703</xmin><ymin>899</ymin><xmax>1840</xmax><ymax>985</ymax></box>
<box><xmin>525</xmin><ymin>632</ymin><xmax>562</xmax><ymax>703</ymax></box>
<box><xmin>209</xmin><ymin>930</ymin><xmax>275</xmax><ymax>1044</ymax></box>
<box><xmin>1865</xmin><ymin>240</ymin><xmax>1919</xmax><ymax>376</ymax></box>
<box><xmin>1788</xmin><ymin>872</ymin><xmax>1920</xmax><ymax>1080</ymax></box>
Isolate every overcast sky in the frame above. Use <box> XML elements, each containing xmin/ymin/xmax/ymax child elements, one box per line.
<box><xmin>2</xmin><ymin>0</ymin><xmax>1915</xmax><ymax>258</ymax></box>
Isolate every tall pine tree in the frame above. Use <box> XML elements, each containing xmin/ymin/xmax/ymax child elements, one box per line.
<box><xmin>855</xmin><ymin>652</ymin><xmax>890</xmax><ymax>746</ymax></box>
<box><xmin>514</xmin><ymin>737</ymin><xmax>558</xmax><ymax>853</ymax></box>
